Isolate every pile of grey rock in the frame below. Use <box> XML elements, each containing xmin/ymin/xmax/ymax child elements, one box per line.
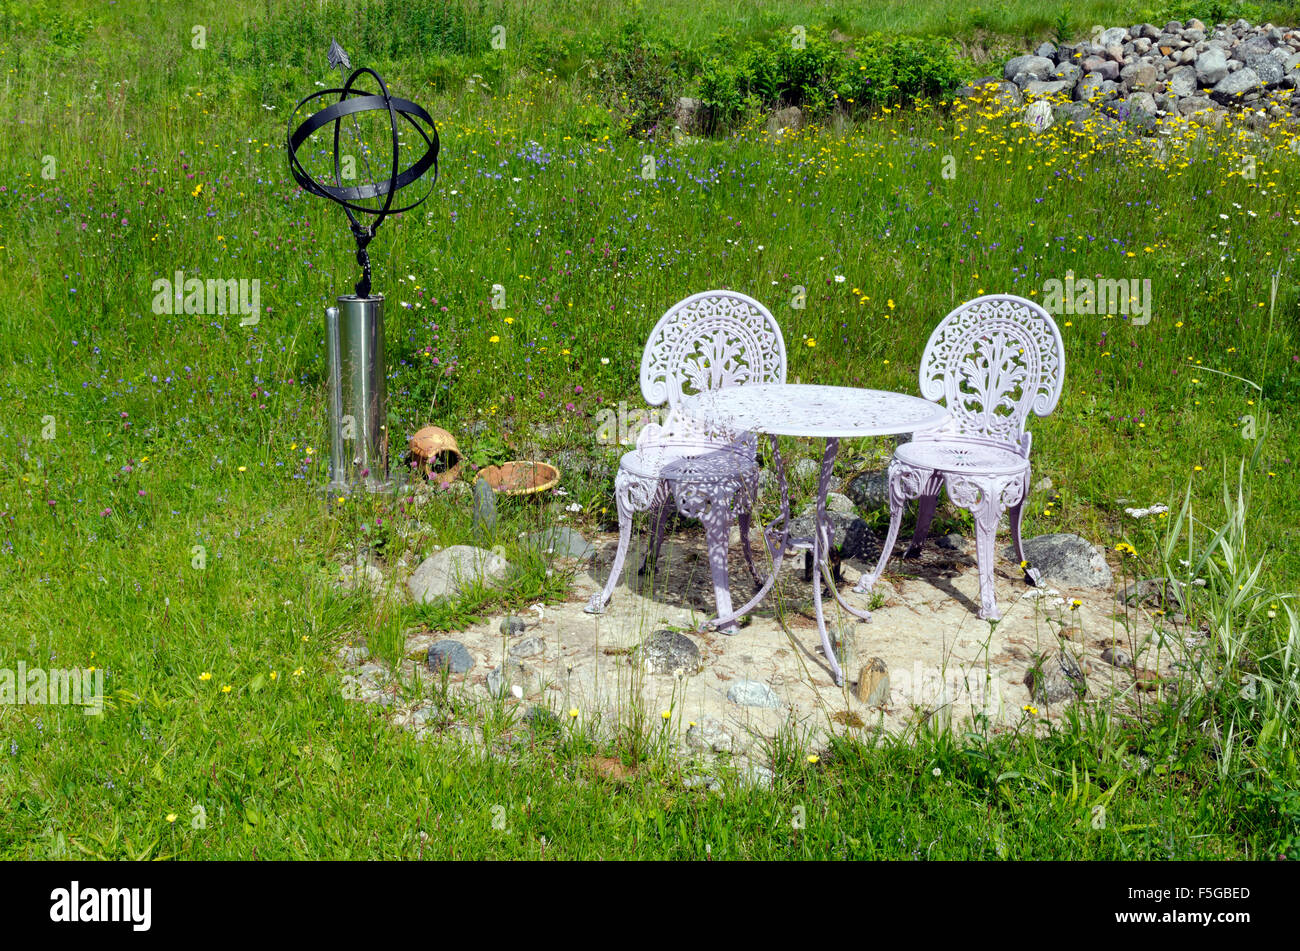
<box><xmin>958</xmin><ymin>18</ymin><xmax>1300</xmax><ymax>132</ymax></box>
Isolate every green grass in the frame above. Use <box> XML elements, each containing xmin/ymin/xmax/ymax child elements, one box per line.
<box><xmin>1</xmin><ymin>0</ymin><xmax>1299</xmax><ymax>859</ymax></box>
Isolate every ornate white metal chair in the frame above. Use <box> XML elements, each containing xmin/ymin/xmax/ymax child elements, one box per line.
<box><xmin>855</xmin><ymin>294</ymin><xmax>1065</xmax><ymax>620</ymax></box>
<box><xmin>584</xmin><ymin>290</ymin><xmax>787</xmax><ymax>630</ymax></box>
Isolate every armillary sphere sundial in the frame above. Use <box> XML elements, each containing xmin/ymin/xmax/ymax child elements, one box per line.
<box><xmin>287</xmin><ymin>39</ymin><xmax>440</xmax><ymax>493</ymax></box>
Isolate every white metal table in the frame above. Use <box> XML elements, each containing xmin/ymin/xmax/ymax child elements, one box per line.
<box><xmin>683</xmin><ymin>383</ymin><xmax>950</xmax><ymax>685</ymax></box>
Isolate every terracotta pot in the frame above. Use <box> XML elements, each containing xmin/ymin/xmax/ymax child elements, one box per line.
<box><xmin>478</xmin><ymin>461</ymin><xmax>560</xmax><ymax>496</ymax></box>
<box><xmin>408</xmin><ymin>426</ymin><xmax>462</xmax><ymax>485</ymax></box>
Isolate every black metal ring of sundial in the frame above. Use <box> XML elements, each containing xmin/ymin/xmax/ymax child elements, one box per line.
<box><xmin>286</xmin><ymin>66</ymin><xmax>440</xmax><ymax>227</ymax></box>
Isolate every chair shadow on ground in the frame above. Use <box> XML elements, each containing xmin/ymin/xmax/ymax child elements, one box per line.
<box><xmin>585</xmin><ymin>515</ymin><xmax>998</xmax><ymax>676</ymax></box>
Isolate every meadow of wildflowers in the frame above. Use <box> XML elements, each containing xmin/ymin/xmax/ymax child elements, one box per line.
<box><xmin>0</xmin><ymin>0</ymin><xmax>1297</xmax><ymax>860</ymax></box>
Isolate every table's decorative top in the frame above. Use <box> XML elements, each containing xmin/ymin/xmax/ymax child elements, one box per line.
<box><xmin>683</xmin><ymin>383</ymin><xmax>949</xmax><ymax>438</ymax></box>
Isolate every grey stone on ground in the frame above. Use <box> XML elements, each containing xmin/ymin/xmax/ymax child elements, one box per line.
<box><xmin>524</xmin><ymin>705</ymin><xmax>559</xmax><ymax>729</ymax></box>
<box><xmin>1099</xmin><ymin>27</ymin><xmax>1128</xmax><ymax>47</ymax></box>
<box><xmin>509</xmin><ymin>636</ymin><xmax>545</xmax><ymax>660</ymax></box>
<box><xmin>527</xmin><ymin>526</ymin><xmax>594</xmax><ymax>560</ymax></box>
<box><xmin>935</xmin><ymin>533</ymin><xmax>970</xmax><ymax>553</ymax></box>
<box><xmin>845</xmin><ymin>469</ymin><xmax>889</xmax><ymax>513</ymax></box>
<box><xmin>765</xmin><ymin>105</ymin><xmax>803</xmax><ymax>134</ymax></box>
<box><xmin>821</xmin><ymin>491</ymin><xmax>857</xmax><ymax>515</ymax></box>
<box><xmin>354</xmin><ymin>662</ymin><xmax>388</xmax><ymax>682</ymax></box>
<box><xmin>742</xmin><ymin>762</ymin><xmax>775</xmax><ymax>789</ymax></box>
<box><xmin>426</xmin><ymin>639</ymin><xmax>475</xmax><ymax>674</ymax></box>
<box><xmin>1023</xmin><ymin>79</ymin><xmax>1073</xmax><ymax>98</ymax></box>
<box><xmin>1245</xmin><ymin>53</ymin><xmax>1283</xmax><ymax>85</ymax></box>
<box><xmin>787</xmin><ymin>510</ymin><xmax>873</xmax><ymax>559</ymax></box>
<box><xmin>486</xmin><ymin>660</ymin><xmax>531</xmax><ymax>697</ymax></box>
<box><xmin>727</xmin><ymin>680</ymin><xmax>781</xmax><ymax>709</ymax></box>
<box><xmin>791</xmin><ymin>458</ymin><xmax>821</xmax><ymax>480</ymax></box>
<box><xmin>674</xmin><ymin>96</ymin><xmax>709</xmax><ymax>134</ymax></box>
<box><xmin>1195</xmin><ymin>47</ymin><xmax>1229</xmax><ymax>84</ymax></box>
<box><xmin>1054</xmin><ymin>102</ymin><xmax>1093</xmax><ymax>124</ymax></box>
<box><xmin>954</xmin><ymin>77</ymin><xmax>1023</xmax><ymax>108</ymax></box>
<box><xmin>336</xmin><ymin>563</ymin><xmax>384</xmax><ymax>594</ymax></box>
<box><xmin>410</xmin><ymin>705</ymin><xmax>438</xmax><ymax>729</ymax></box>
<box><xmin>1003</xmin><ymin>54</ymin><xmax>1055</xmax><ymax>82</ymax></box>
<box><xmin>640</xmin><ymin>630</ymin><xmax>702</xmax><ymax>675</ymax></box>
<box><xmin>1115</xmin><ymin>578</ymin><xmax>1189</xmax><ymax>617</ymax></box>
<box><xmin>336</xmin><ymin>644</ymin><xmax>370</xmax><ymax>666</ymax></box>
<box><xmin>1100</xmin><ymin>646</ymin><xmax>1132</xmax><ymax>668</ymax></box>
<box><xmin>1212</xmin><ymin>68</ymin><xmax>1262</xmax><ymax>100</ymax></box>
<box><xmin>1052</xmin><ymin>62</ymin><xmax>1082</xmax><ymax>84</ymax></box>
<box><xmin>1127</xmin><ymin>91</ymin><xmax>1158</xmax><ymax>115</ymax></box>
<box><xmin>1024</xmin><ymin>649</ymin><xmax>1088</xmax><ymax>703</ymax></box>
<box><xmin>1005</xmin><ymin>533</ymin><xmax>1112</xmax><ymax>588</ymax></box>
<box><xmin>471</xmin><ymin>478</ymin><xmax>497</xmax><ymax>535</ymax></box>
<box><xmin>499</xmin><ymin>615</ymin><xmax>528</xmax><ymax>636</ymax></box>
<box><xmin>408</xmin><ymin>545</ymin><xmax>509</xmax><ymax>602</ymax></box>
<box><xmin>1076</xmin><ymin>73</ymin><xmax>1106</xmax><ymax>101</ymax></box>
<box><xmin>682</xmin><ymin>774</ymin><xmax>722</xmax><ymax>791</ymax></box>
<box><xmin>1024</xmin><ymin>99</ymin><xmax>1054</xmax><ymax>130</ymax></box>
<box><xmin>686</xmin><ymin>715</ymin><xmax>742</xmax><ymax>754</ymax></box>
<box><xmin>856</xmin><ymin>657</ymin><xmax>890</xmax><ymax>707</ymax></box>
<box><xmin>1167</xmin><ymin>64</ymin><xmax>1198</xmax><ymax>96</ymax></box>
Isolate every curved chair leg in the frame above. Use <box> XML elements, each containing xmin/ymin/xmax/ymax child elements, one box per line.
<box><xmin>904</xmin><ymin>476</ymin><xmax>943</xmax><ymax>558</ymax></box>
<box><xmin>701</xmin><ymin>493</ymin><xmax>737</xmax><ymax>632</ymax></box>
<box><xmin>586</xmin><ymin>472</ymin><xmax>657</xmax><ymax>615</ymax></box>
<box><xmin>857</xmin><ymin>462</ymin><xmax>919</xmax><ymax>594</ymax></box>
<box><xmin>1008</xmin><ymin>498</ymin><xmax>1027</xmax><ymax>567</ymax></box>
<box><xmin>945</xmin><ymin>473</ymin><xmax>1019</xmax><ymax>621</ymax></box>
<box><xmin>972</xmin><ymin>499</ymin><xmax>1001</xmax><ymax>620</ymax></box>
<box><xmin>640</xmin><ymin>495</ymin><xmax>671</xmax><ymax>576</ymax></box>
<box><xmin>737</xmin><ymin>508</ymin><xmax>762</xmax><ymax>589</ymax></box>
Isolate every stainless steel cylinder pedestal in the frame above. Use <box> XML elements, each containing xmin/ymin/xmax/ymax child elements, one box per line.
<box><xmin>324</xmin><ymin>295</ymin><xmax>395</xmax><ymax>494</ymax></box>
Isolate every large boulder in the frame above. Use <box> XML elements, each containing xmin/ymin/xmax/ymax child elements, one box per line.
<box><xmin>1195</xmin><ymin>47</ymin><xmax>1230</xmax><ymax>84</ymax></box>
<box><xmin>1024</xmin><ymin>649</ymin><xmax>1088</xmax><ymax>704</ymax></box>
<box><xmin>673</xmin><ymin>96</ymin><xmax>709</xmax><ymax>135</ymax></box>
<box><xmin>1004</xmin><ymin>533</ymin><xmax>1112</xmax><ymax>589</ymax></box>
<box><xmin>788</xmin><ymin>510</ymin><xmax>874</xmax><ymax>560</ymax></box>
<box><xmin>408</xmin><ymin>545</ymin><xmax>509</xmax><ymax>602</ymax></box>
<box><xmin>845</xmin><ymin>470</ymin><xmax>889</xmax><ymax>513</ymax></box>
<box><xmin>955</xmin><ymin>77</ymin><xmax>1023</xmax><ymax>109</ymax></box>
<box><xmin>1211</xmin><ymin>67</ymin><xmax>1263</xmax><ymax>101</ymax></box>
<box><xmin>1167</xmin><ymin>64</ymin><xmax>1198</xmax><ymax>97</ymax></box>
<box><xmin>1023</xmin><ymin>79</ymin><xmax>1074</xmax><ymax>98</ymax></box>
<box><xmin>1245</xmin><ymin>52</ymin><xmax>1284</xmax><ymax>85</ymax></box>
<box><xmin>765</xmin><ymin>106</ymin><xmax>803</xmax><ymax>135</ymax></box>
<box><xmin>1003</xmin><ymin>55</ymin><xmax>1055</xmax><ymax>83</ymax></box>
<box><xmin>639</xmin><ymin>630</ymin><xmax>703</xmax><ymax>676</ymax></box>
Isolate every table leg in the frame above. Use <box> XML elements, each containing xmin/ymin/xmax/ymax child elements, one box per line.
<box><xmin>811</xmin><ymin>438</ymin><xmax>845</xmax><ymax>685</ymax></box>
<box><xmin>707</xmin><ymin>434</ymin><xmax>789</xmax><ymax>630</ymax></box>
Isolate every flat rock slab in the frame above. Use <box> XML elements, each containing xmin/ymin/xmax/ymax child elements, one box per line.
<box><xmin>728</xmin><ymin>680</ymin><xmax>782</xmax><ymax>708</ymax></box>
<box><xmin>408</xmin><ymin>545</ymin><xmax>509</xmax><ymax>602</ymax></box>
<box><xmin>509</xmin><ymin>636</ymin><xmax>545</xmax><ymax>660</ymax></box>
<box><xmin>528</xmin><ymin>526</ymin><xmax>595</xmax><ymax>561</ymax></box>
<box><xmin>427</xmin><ymin>639</ymin><xmax>475</xmax><ymax>674</ymax></box>
<box><xmin>640</xmin><ymin>630</ymin><xmax>702</xmax><ymax>675</ymax></box>
<box><xmin>350</xmin><ymin>524</ymin><xmax>1179</xmax><ymax>768</ymax></box>
<box><xmin>1006</xmin><ymin>533</ymin><xmax>1112</xmax><ymax>589</ymax></box>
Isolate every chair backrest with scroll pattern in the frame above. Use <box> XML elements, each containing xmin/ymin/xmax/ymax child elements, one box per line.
<box><xmin>917</xmin><ymin>294</ymin><xmax>1064</xmax><ymax>454</ymax></box>
<box><xmin>639</xmin><ymin>290</ymin><xmax>787</xmax><ymax>447</ymax></box>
